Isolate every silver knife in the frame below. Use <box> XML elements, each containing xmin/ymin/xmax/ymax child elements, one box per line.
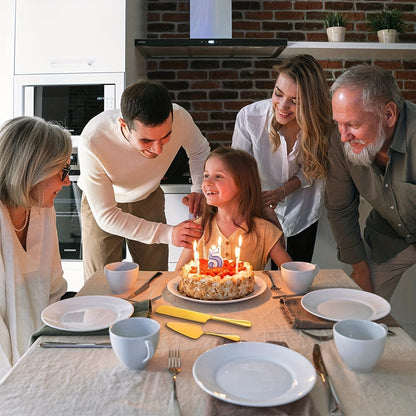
<box><xmin>312</xmin><ymin>344</ymin><xmax>344</xmax><ymax>415</ymax></box>
<box><xmin>40</xmin><ymin>341</ymin><xmax>111</xmax><ymax>348</ymax></box>
<box><xmin>128</xmin><ymin>272</ymin><xmax>163</xmax><ymax>298</ymax></box>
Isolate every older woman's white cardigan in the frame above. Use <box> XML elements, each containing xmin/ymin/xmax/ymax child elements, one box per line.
<box><xmin>0</xmin><ymin>203</ymin><xmax>67</xmax><ymax>379</ymax></box>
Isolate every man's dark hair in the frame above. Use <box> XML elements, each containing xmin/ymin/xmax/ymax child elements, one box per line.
<box><xmin>120</xmin><ymin>81</ymin><xmax>173</xmax><ymax>130</ymax></box>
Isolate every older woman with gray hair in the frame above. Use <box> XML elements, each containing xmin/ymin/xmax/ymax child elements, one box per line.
<box><xmin>0</xmin><ymin>116</ymin><xmax>72</xmax><ymax>378</ymax></box>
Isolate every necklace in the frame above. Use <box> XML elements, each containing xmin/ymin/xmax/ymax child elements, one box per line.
<box><xmin>14</xmin><ymin>209</ymin><xmax>29</xmax><ymax>232</ymax></box>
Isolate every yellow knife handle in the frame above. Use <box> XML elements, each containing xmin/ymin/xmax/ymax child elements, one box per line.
<box><xmin>211</xmin><ymin>316</ymin><xmax>252</xmax><ymax>327</ymax></box>
<box><xmin>206</xmin><ymin>332</ymin><xmax>240</xmax><ymax>342</ymax></box>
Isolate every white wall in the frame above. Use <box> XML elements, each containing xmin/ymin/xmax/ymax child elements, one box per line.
<box><xmin>0</xmin><ymin>0</ymin><xmax>15</xmax><ymax>124</ymax></box>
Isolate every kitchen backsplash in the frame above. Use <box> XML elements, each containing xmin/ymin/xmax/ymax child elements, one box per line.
<box><xmin>143</xmin><ymin>0</ymin><xmax>416</xmax><ymax>146</ymax></box>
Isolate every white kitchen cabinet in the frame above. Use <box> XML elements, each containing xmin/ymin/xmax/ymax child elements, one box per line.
<box><xmin>162</xmin><ymin>185</ymin><xmax>192</xmax><ymax>271</ymax></box>
<box><xmin>0</xmin><ymin>0</ymin><xmax>15</xmax><ymax>123</ymax></box>
<box><xmin>15</xmin><ymin>0</ymin><xmax>126</xmax><ymax>74</ymax></box>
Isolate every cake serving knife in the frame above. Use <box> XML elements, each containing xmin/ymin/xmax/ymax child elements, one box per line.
<box><xmin>156</xmin><ymin>305</ymin><xmax>251</xmax><ymax>327</ymax></box>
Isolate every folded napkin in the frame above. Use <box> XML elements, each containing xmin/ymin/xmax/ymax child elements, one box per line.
<box><xmin>31</xmin><ymin>299</ymin><xmax>151</xmax><ymax>344</ymax></box>
<box><xmin>209</xmin><ymin>394</ymin><xmax>319</xmax><ymax>416</ymax></box>
<box><xmin>280</xmin><ymin>297</ymin><xmax>400</xmax><ymax>329</ymax></box>
<box><xmin>209</xmin><ymin>341</ymin><xmax>319</xmax><ymax>416</ymax></box>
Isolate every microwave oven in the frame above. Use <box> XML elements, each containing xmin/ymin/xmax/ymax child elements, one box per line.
<box><xmin>14</xmin><ymin>73</ymin><xmax>125</xmax><ymax>146</ymax></box>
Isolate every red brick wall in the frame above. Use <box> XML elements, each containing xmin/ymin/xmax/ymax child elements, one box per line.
<box><xmin>145</xmin><ymin>0</ymin><xmax>416</xmax><ymax>145</ymax></box>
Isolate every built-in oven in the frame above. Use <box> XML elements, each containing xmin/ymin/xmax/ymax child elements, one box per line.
<box><xmin>53</xmin><ymin>152</ymin><xmax>83</xmax><ymax>259</ymax></box>
<box><xmin>14</xmin><ymin>73</ymin><xmax>125</xmax><ymax>259</ymax></box>
<box><xmin>14</xmin><ymin>73</ymin><xmax>124</xmax><ymax>146</ymax></box>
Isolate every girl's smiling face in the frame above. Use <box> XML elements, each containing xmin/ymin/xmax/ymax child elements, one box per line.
<box><xmin>202</xmin><ymin>156</ymin><xmax>239</xmax><ymax>208</ymax></box>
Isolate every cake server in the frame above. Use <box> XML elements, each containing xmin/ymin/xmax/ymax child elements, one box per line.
<box><xmin>156</xmin><ymin>305</ymin><xmax>251</xmax><ymax>327</ymax></box>
<box><xmin>167</xmin><ymin>322</ymin><xmax>240</xmax><ymax>342</ymax></box>
<box><xmin>127</xmin><ymin>272</ymin><xmax>163</xmax><ymax>298</ymax></box>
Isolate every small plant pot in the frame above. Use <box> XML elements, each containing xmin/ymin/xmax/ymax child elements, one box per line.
<box><xmin>326</xmin><ymin>26</ymin><xmax>346</xmax><ymax>42</ymax></box>
<box><xmin>377</xmin><ymin>29</ymin><xmax>397</xmax><ymax>43</ymax></box>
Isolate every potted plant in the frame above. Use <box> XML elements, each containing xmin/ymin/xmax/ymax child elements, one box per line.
<box><xmin>368</xmin><ymin>9</ymin><xmax>406</xmax><ymax>43</ymax></box>
<box><xmin>323</xmin><ymin>12</ymin><xmax>348</xmax><ymax>42</ymax></box>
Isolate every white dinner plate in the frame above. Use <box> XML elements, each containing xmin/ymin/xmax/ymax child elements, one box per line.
<box><xmin>167</xmin><ymin>275</ymin><xmax>266</xmax><ymax>304</ymax></box>
<box><xmin>193</xmin><ymin>342</ymin><xmax>316</xmax><ymax>407</ymax></box>
<box><xmin>301</xmin><ymin>288</ymin><xmax>391</xmax><ymax>321</ymax></box>
<box><xmin>41</xmin><ymin>296</ymin><xmax>134</xmax><ymax>332</ymax></box>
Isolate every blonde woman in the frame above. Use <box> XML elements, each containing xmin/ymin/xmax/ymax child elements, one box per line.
<box><xmin>0</xmin><ymin>116</ymin><xmax>71</xmax><ymax>378</ymax></box>
<box><xmin>232</xmin><ymin>54</ymin><xmax>333</xmax><ymax>265</ymax></box>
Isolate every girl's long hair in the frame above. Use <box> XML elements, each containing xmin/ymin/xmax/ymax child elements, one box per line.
<box><xmin>201</xmin><ymin>147</ymin><xmax>264</xmax><ymax>243</ymax></box>
<box><xmin>269</xmin><ymin>54</ymin><xmax>333</xmax><ymax>181</ymax></box>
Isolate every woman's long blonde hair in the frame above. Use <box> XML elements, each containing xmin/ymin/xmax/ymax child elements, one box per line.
<box><xmin>269</xmin><ymin>54</ymin><xmax>332</xmax><ymax>181</ymax></box>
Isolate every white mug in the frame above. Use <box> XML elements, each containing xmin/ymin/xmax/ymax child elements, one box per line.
<box><xmin>110</xmin><ymin>317</ymin><xmax>160</xmax><ymax>370</ymax></box>
<box><xmin>333</xmin><ymin>319</ymin><xmax>387</xmax><ymax>373</ymax></box>
<box><xmin>280</xmin><ymin>261</ymin><xmax>319</xmax><ymax>295</ymax></box>
<box><xmin>104</xmin><ymin>261</ymin><xmax>139</xmax><ymax>294</ymax></box>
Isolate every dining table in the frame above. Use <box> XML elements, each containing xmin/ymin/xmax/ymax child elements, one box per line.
<box><xmin>0</xmin><ymin>268</ymin><xmax>415</xmax><ymax>416</ymax></box>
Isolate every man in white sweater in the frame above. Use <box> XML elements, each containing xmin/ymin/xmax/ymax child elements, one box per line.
<box><xmin>78</xmin><ymin>81</ymin><xmax>210</xmax><ymax>279</ymax></box>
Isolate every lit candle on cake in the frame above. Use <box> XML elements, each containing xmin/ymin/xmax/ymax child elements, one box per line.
<box><xmin>235</xmin><ymin>246</ymin><xmax>240</xmax><ymax>273</ymax></box>
<box><xmin>193</xmin><ymin>240</ymin><xmax>197</xmax><ymax>262</ymax></box>
<box><xmin>195</xmin><ymin>251</ymin><xmax>200</xmax><ymax>273</ymax></box>
<box><xmin>193</xmin><ymin>240</ymin><xmax>200</xmax><ymax>273</ymax></box>
<box><xmin>208</xmin><ymin>244</ymin><xmax>223</xmax><ymax>268</ymax></box>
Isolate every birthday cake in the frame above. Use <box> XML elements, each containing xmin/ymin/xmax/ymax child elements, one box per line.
<box><xmin>178</xmin><ymin>259</ymin><xmax>255</xmax><ymax>300</ymax></box>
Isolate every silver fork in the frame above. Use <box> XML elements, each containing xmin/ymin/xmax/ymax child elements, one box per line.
<box><xmin>168</xmin><ymin>349</ymin><xmax>182</xmax><ymax>416</ymax></box>
<box><xmin>263</xmin><ymin>270</ymin><xmax>281</xmax><ymax>293</ymax></box>
<box><xmin>301</xmin><ymin>329</ymin><xmax>333</xmax><ymax>341</ymax></box>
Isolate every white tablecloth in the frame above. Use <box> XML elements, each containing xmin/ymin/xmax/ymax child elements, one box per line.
<box><xmin>0</xmin><ymin>269</ymin><xmax>415</xmax><ymax>415</ymax></box>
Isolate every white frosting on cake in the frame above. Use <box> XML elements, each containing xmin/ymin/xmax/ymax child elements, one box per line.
<box><xmin>178</xmin><ymin>259</ymin><xmax>255</xmax><ymax>300</ymax></box>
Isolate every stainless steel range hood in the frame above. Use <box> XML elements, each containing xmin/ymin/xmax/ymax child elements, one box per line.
<box><xmin>135</xmin><ymin>38</ymin><xmax>287</xmax><ymax>59</ymax></box>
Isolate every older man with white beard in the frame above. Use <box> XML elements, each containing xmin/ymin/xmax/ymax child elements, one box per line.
<box><xmin>325</xmin><ymin>64</ymin><xmax>416</xmax><ymax>300</ymax></box>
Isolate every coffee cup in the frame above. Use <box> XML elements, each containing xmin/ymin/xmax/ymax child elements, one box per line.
<box><xmin>104</xmin><ymin>261</ymin><xmax>139</xmax><ymax>294</ymax></box>
<box><xmin>333</xmin><ymin>319</ymin><xmax>387</xmax><ymax>373</ymax></box>
<box><xmin>109</xmin><ymin>317</ymin><xmax>160</xmax><ymax>370</ymax></box>
<box><xmin>280</xmin><ymin>261</ymin><xmax>319</xmax><ymax>294</ymax></box>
